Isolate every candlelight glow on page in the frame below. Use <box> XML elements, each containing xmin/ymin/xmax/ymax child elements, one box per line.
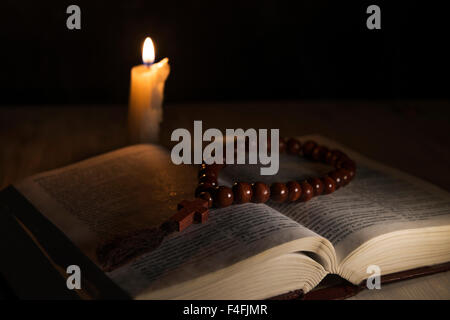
<box><xmin>142</xmin><ymin>37</ymin><xmax>155</xmax><ymax>65</ymax></box>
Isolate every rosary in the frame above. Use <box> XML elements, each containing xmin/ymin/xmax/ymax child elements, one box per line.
<box><xmin>98</xmin><ymin>138</ymin><xmax>356</xmax><ymax>271</ymax></box>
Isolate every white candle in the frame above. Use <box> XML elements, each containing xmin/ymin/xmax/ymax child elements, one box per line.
<box><xmin>128</xmin><ymin>37</ymin><xmax>170</xmax><ymax>144</ymax></box>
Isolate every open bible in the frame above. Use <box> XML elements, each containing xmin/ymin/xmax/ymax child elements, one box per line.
<box><xmin>2</xmin><ymin>135</ymin><xmax>450</xmax><ymax>299</ymax></box>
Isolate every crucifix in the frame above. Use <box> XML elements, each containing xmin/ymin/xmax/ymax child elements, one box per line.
<box><xmin>170</xmin><ymin>198</ymin><xmax>210</xmax><ymax>232</ymax></box>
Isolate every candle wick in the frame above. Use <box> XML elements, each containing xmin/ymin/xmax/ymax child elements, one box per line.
<box><xmin>144</xmin><ymin>62</ymin><xmax>152</xmax><ymax>68</ymax></box>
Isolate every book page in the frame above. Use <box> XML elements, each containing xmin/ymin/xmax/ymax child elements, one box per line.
<box><xmin>109</xmin><ymin>203</ymin><xmax>317</xmax><ymax>297</ymax></box>
<box><xmin>221</xmin><ymin>135</ymin><xmax>450</xmax><ymax>264</ymax></box>
<box><xmin>14</xmin><ymin>144</ymin><xmax>199</xmax><ymax>265</ymax></box>
<box><xmin>270</xmin><ymin>162</ymin><xmax>450</xmax><ymax>263</ymax></box>
<box><xmin>14</xmin><ymin>144</ymin><xmax>317</xmax><ymax>278</ymax></box>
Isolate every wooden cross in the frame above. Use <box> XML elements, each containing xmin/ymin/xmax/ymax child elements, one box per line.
<box><xmin>169</xmin><ymin>198</ymin><xmax>209</xmax><ymax>232</ymax></box>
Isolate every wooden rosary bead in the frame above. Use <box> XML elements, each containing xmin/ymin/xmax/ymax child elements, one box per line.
<box><xmin>198</xmin><ymin>192</ymin><xmax>213</xmax><ymax>208</ymax></box>
<box><xmin>324</xmin><ymin>150</ymin><xmax>334</xmax><ymax>164</ymax></box>
<box><xmin>328</xmin><ymin>153</ymin><xmax>340</xmax><ymax>166</ymax></box>
<box><xmin>286</xmin><ymin>181</ymin><xmax>302</xmax><ymax>202</ymax></box>
<box><xmin>308</xmin><ymin>178</ymin><xmax>324</xmax><ymax>196</ymax></box>
<box><xmin>346</xmin><ymin>167</ymin><xmax>356</xmax><ymax>181</ymax></box>
<box><xmin>320</xmin><ymin>146</ymin><xmax>330</xmax><ymax>161</ymax></box>
<box><xmin>232</xmin><ymin>182</ymin><xmax>253</xmax><ymax>204</ymax></box>
<box><xmin>286</xmin><ymin>138</ymin><xmax>301</xmax><ymax>155</ymax></box>
<box><xmin>279</xmin><ymin>137</ymin><xmax>287</xmax><ymax>153</ymax></box>
<box><xmin>328</xmin><ymin>171</ymin><xmax>343</xmax><ymax>188</ymax></box>
<box><xmin>198</xmin><ymin>169</ymin><xmax>207</xmax><ymax>178</ymax></box>
<box><xmin>195</xmin><ymin>182</ymin><xmax>217</xmax><ymax>197</ymax></box>
<box><xmin>270</xmin><ymin>183</ymin><xmax>289</xmax><ymax>202</ymax></box>
<box><xmin>174</xmin><ymin>138</ymin><xmax>356</xmax><ymax>236</ymax></box>
<box><xmin>338</xmin><ymin>169</ymin><xmax>351</xmax><ymax>186</ymax></box>
<box><xmin>335</xmin><ymin>159</ymin><xmax>344</xmax><ymax>169</ymax></box>
<box><xmin>329</xmin><ymin>150</ymin><xmax>347</xmax><ymax>167</ymax></box>
<box><xmin>311</xmin><ymin>146</ymin><xmax>329</xmax><ymax>161</ymax></box>
<box><xmin>214</xmin><ymin>186</ymin><xmax>234</xmax><ymax>208</ymax></box>
<box><xmin>333</xmin><ymin>150</ymin><xmax>347</xmax><ymax>159</ymax></box>
<box><xmin>252</xmin><ymin>182</ymin><xmax>270</xmax><ymax>203</ymax></box>
<box><xmin>199</xmin><ymin>175</ymin><xmax>218</xmax><ymax>186</ymax></box>
<box><xmin>299</xmin><ymin>181</ymin><xmax>314</xmax><ymax>202</ymax></box>
<box><xmin>302</xmin><ymin>140</ymin><xmax>317</xmax><ymax>157</ymax></box>
<box><xmin>322</xmin><ymin>176</ymin><xmax>336</xmax><ymax>194</ymax></box>
<box><xmin>198</xmin><ymin>167</ymin><xmax>217</xmax><ymax>179</ymax></box>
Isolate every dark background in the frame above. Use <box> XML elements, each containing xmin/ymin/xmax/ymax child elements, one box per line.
<box><xmin>0</xmin><ymin>0</ymin><xmax>449</xmax><ymax>105</ymax></box>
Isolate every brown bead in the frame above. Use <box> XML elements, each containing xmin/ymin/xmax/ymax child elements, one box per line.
<box><xmin>335</xmin><ymin>157</ymin><xmax>350</xmax><ymax>169</ymax></box>
<box><xmin>311</xmin><ymin>146</ymin><xmax>329</xmax><ymax>161</ymax></box>
<box><xmin>299</xmin><ymin>181</ymin><xmax>314</xmax><ymax>202</ymax></box>
<box><xmin>333</xmin><ymin>149</ymin><xmax>347</xmax><ymax>159</ymax></box>
<box><xmin>311</xmin><ymin>146</ymin><xmax>321</xmax><ymax>161</ymax></box>
<box><xmin>286</xmin><ymin>181</ymin><xmax>302</xmax><ymax>202</ymax></box>
<box><xmin>346</xmin><ymin>167</ymin><xmax>356</xmax><ymax>181</ymax></box>
<box><xmin>198</xmin><ymin>169</ymin><xmax>207</xmax><ymax>178</ymax></box>
<box><xmin>328</xmin><ymin>153</ymin><xmax>340</xmax><ymax>166</ymax></box>
<box><xmin>335</xmin><ymin>159</ymin><xmax>344</xmax><ymax>169</ymax></box>
<box><xmin>252</xmin><ymin>182</ymin><xmax>270</xmax><ymax>203</ymax></box>
<box><xmin>337</xmin><ymin>169</ymin><xmax>351</xmax><ymax>186</ymax></box>
<box><xmin>320</xmin><ymin>146</ymin><xmax>330</xmax><ymax>161</ymax></box>
<box><xmin>329</xmin><ymin>170</ymin><xmax>344</xmax><ymax>188</ymax></box>
<box><xmin>308</xmin><ymin>178</ymin><xmax>324</xmax><ymax>196</ymax></box>
<box><xmin>232</xmin><ymin>182</ymin><xmax>253</xmax><ymax>204</ymax></box>
<box><xmin>195</xmin><ymin>182</ymin><xmax>217</xmax><ymax>197</ymax></box>
<box><xmin>202</xmin><ymin>160</ymin><xmax>224</xmax><ymax>168</ymax></box>
<box><xmin>198</xmin><ymin>166</ymin><xmax>217</xmax><ymax>179</ymax></box>
<box><xmin>199</xmin><ymin>175</ymin><xmax>218</xmax><ymax>186</ymax></box>
<box><xmin>286</xmin><ymin>138</ymin><xmax>301</xmax><ymax>155</ymax></box>
<box><xmin>198</xmin><ymin>192</ymin><xmax>213</xmax><ymax>208</ymax></box>
<box><xmin>270</xmin><ymin>183</ymin><xmax>289</xmax><ymax>202</ymax></box>
<box><xmin>324</xmin><ymin>151</ymin><xmax>334</xmax><ymax>164</ymax></box>
<box><xmin>302</xmin><ymin>140</ymin><xmax>317</xmax><ymax>157</ymax></box>
<box><xmin>322</xmin><ymin>177</ymin><xmax>336</xmax><ymax>194</ymax></box>
<box><xmin>279</xmin><ymin>137</ymin><xmax>287</xmax><ymax>153</ymax></box>
<box><xmin>329</xmin><ymin>150</ymin><xmax>347</xmax><ymax>167</ymax></box>
<box><xmin>214</xmin><ymin>186</ymin><xmax>234</xmax><ymax>208</ymax></box>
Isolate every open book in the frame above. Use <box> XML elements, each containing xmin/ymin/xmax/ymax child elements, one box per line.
<box><xmin>5</xmin><ymin>135</ymin><xmax>450</xmax><ymax>299</ymax></box>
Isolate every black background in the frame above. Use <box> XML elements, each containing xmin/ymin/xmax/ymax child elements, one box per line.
<box><xmin>0</xmin><ymin>0</ymin><xmax>449</xmax><ymax>105</ymax></box>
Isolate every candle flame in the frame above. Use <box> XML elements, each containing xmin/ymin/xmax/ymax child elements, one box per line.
<box><xmin>142</xmin><ymin>37</ymin><xmax>155</xmax><ymax>65</ymax></box>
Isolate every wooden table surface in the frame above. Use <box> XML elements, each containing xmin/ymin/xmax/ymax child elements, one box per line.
<box><xmin>1</xmin><ymin>100</ymin><xmax>449</xmax><ymax>299</ymax></box>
